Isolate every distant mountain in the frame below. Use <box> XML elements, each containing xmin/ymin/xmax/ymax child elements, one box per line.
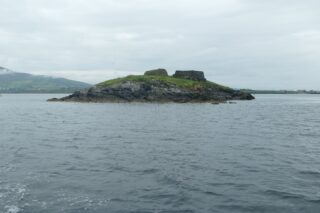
<box><xmin>0</xmin><ymin>67</ymin><xmax>91</xmax><ymax>93</ymax></box>
<box><xmin>0</xmin><ymin>66</ymin><xmax>14</xmax><ymax>75</ymax></box>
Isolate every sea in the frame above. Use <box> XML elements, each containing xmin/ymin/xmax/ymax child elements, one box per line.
<box><xmin>0</xmin><ymin>94</ymin><xmax>319</xmax><ymax>213</ymax></box>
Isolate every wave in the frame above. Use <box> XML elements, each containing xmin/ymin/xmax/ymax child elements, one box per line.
<box><xmin>299</xmin><ymin>170</ymin><xmax>320</xmax><ymax>178</ymax></box>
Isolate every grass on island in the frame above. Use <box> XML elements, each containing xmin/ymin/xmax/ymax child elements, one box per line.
<box><xmin>96</xmin><ymin>75</ymin><xmax>233</xmax><ymax>92</ymax></box>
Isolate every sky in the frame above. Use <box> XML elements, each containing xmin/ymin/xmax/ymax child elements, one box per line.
<box><xmin>0</xmin><ymin>0</ymin><xmax>319</xmax><ymax>89</ymax></box>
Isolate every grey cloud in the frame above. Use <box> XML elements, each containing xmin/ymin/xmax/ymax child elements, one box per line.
<box><xmin>0</xmin><ymin>0</ymin><xmax>319</xmax><ymax>89</ymax></box>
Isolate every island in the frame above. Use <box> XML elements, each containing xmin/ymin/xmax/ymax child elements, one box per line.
<box><xmin>48</xmin><ymin>69</ymin><xmax>255</xmax><ymax>103</ymax></box>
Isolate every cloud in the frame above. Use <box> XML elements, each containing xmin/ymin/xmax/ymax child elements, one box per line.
<box><xmin>0</xmin><ymin>0</ymin><xmax>319</xmax><ymax>89</ymax></box>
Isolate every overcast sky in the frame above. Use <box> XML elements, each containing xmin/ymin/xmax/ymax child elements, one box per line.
<box><xmin>0</xmin><ymin>0</ymin><xmax>319</xmax><ymax>89</ymax></box>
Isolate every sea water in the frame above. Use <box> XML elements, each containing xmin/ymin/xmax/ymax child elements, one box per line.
<box><xmin>0</xmin><ymin>94</ymin><xmax>320</xmax><ymax>213</ymax></box>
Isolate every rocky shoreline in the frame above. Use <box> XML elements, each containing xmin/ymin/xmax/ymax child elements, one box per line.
<box><xmin>48</xmin><ymin>69</ymin><xmax>254</xmax><ymax>103</ymax></box>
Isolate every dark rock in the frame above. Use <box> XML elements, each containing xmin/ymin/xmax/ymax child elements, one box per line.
<box><xmin>144</xmin><ymin>68</ymin><xmax>168</xmax><ymax>76</ymax></box>
<box><xmin>231</xmin><ymin>91</ymin><xmax>255</xmax><ymax>100</ymax></box>
<box><xmin>47</xmin><ymin>98</ymin><xmax>59</xmax><ymax>102</ymax></box>
<box><xmin>211</xmin><ymin>101</ymin><xmax>221</xmax><ymax>105</ymax></box>
<box><xmin>173</xmin><ymin>70</ymin><xmax>206</xmax><ymax>81</ymax></box>
<box><xmin>48</xmin><ymin>80</ymin><xmax>255</xmax><ymax>103</ymax></box>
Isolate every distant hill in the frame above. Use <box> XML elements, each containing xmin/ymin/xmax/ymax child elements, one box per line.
<box><xmin>240</xmin><ymin>89</ymin><xmax>320</xmax><ymax>94</ymax></box>
<box><xmin>0</xmin><ymin>67</ymin><xmax>91</xmax><ymax>93</ymax></box>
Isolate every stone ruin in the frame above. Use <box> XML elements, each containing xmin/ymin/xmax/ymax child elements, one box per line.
<box><xmin>144</xmin><ymin>69</ymin><xmax>207</xmax><ymax>82</ymax></box>
<box><xmin>144</xmin><ymin>68</ymin><xmax>168</xmax><ymax>76</ymax></box>
<box><xmin>173</xmin><ymin>70</ymin><xmax>206</xmax><ymax>81</ymax></box>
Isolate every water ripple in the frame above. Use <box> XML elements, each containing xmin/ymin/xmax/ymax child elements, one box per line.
<box><xmin>1</xmin><ymin>94</ymin><xmax>320</xmax><ymax>212</ymax></box>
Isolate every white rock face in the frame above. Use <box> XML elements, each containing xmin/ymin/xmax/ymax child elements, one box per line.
<box><xmin>0</xmin><ymin>67</ymin><xmax>14</xmax><ymax>75</ymax></box>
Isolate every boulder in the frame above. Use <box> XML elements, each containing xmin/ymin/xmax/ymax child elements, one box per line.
<box><xmin>173</xmin><ymin>70</ymin><xmax>206</xmax><ymax>81</ymax></box>
<box><xmin>144</xmin><ymin>68</ymin><xmax>168</xmax><ymax>76</ymax></box>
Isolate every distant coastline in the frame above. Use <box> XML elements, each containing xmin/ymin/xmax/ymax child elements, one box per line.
<box><xmin>0</xmin><ymin>66</ymin><xmax>91</xmax><ymax>93</ymax></box>
<box><xmin>241</xmin><ymin>89</ymin><xmax>320</xmax><ymax>94</ymax></box>
<box><xmin>0</xmin><ymin>89</ymin><xmax>84</xmax><ymax>94</ymax></box>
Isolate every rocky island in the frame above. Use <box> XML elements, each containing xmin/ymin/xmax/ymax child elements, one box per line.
<box><xmin>48</xmin><ymin>69</ymin><xmax>254</xmax><ymax>103</ymax></box>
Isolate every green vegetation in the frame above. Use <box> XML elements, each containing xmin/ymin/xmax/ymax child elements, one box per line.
<box><xmin>97</xmin><ymin>75</ymin><xmax>232</xmax><ymax>92</ymax></box>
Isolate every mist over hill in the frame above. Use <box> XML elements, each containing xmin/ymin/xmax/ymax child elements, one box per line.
<box><xmin>0</xmin><ymin>67</ymin><xmax>91</xmax><ymax>93</ymax></box>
